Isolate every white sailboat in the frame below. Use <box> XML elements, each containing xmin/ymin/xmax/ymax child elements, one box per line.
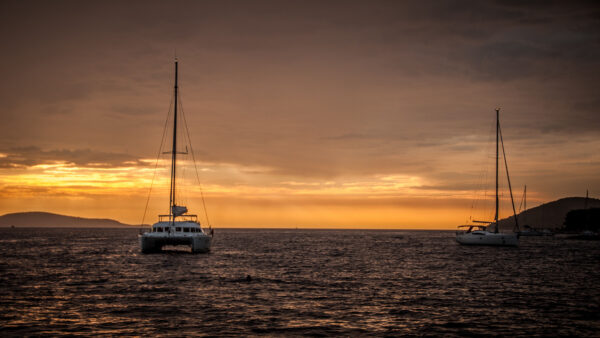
<box><xmin>140</xmin><ymin>59</ymin><xmax>213</xmax><ymax>253</ymax></box>
<box><xmin>456</xmin><ymin>109</ymin><xmax>520</xmax><ymax>246</ymax></box>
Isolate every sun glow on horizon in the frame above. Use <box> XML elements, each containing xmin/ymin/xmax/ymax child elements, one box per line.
<box><xmin>0</xmin><ymin>157</ymin><xmax>484</xmax><ymax>228</ymax></box>
<box><xmin>0</xmin><ymin>132</ymin><xmax>574</xmax><ymax>229</ymax></box>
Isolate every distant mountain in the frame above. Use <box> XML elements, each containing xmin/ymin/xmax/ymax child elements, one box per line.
<box><xmin>494</xmin><ymin>197</ymin><xmax>600</xmax><ymax>231</ymax></box>
<box><xmin>0</xmin><ymin>212</ymin><xmax>135</xmax><ymax>228</ymax></box>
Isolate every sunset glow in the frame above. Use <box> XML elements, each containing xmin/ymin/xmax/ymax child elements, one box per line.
<box><xmin>0</xmin><ymin>155</ymin><xmax>550</xmax><ymax>228</ymax></box>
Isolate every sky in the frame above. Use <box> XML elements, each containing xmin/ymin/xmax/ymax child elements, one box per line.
<box><xmin>0</xmin><ymin>0</ymin><xmax>599</xmax><ymax>228</ymax></box>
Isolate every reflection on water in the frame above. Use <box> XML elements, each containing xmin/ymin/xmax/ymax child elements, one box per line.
<box><xmin>0</xmin><ymin>228</ymin><xmax>598</xmax><ymax>336</ymax></box>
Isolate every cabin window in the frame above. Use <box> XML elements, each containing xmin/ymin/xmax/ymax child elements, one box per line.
<box><xmin>176</xmin><ymin>227</ymin><xmax>182</xmax><ymax>232</ymax></box>
<box><xmin>184</xmin><ymin>228</ymin><xmax>189</xmax><ymax>233</ymax></box>
<box><xmin>157</xmin><ymin>227</ymin><xmax>163</xmax><ymax>232</ymax></box>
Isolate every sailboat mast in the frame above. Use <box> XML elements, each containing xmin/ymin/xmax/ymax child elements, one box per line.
<box><xmin>169</xmin><ymin>59</ymin><xmax>179</xmax><ymax>219</ymax></box>
<box><xmin>524</xmin><ymin>185</ymin><xmax>527</xmax><ymax>211</ymax></box>
<box><xmin>524</xmin><ymin>184</ymin><xmax>527</xmax><ymax>226</ymax></box>
<box><xmin>495</xmin><ymin>108</ymin><xmax>499</xmax><ymax>232</ymax></box>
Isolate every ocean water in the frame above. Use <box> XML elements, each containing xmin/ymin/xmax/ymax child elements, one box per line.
<box><xmin>0</xmin><ymin>228</ymin><xmax>598</xmax><ymax>336</ymax></box>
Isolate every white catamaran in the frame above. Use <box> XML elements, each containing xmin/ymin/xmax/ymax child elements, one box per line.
<box><xmin>140</xmin><ymin>59</ymin><xmax>213</xmax><ymax>253</ymax></box>
<box><xmin>456</xmin><ymin>109</ymin><xmax>520</xmax><ymax>246</ymax></box>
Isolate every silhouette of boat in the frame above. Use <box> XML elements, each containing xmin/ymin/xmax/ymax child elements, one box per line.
<box><xmin>519</xmin><ymin>226</ymin><xmax>543</xmax><ymax>236</ymax></box>
<box><xmin>566</xmin><ymin>230</ymin><xmax>600</xmax><ymax>240</ymax></box>
<box><xmin>516</xmin><ymin>185</ymin><xmax>553</xmax><ymax>236</ymax></box>
<box><xmin>456</xmin><ymin>109</ymin><xmax>520</xmax><ymax>246</ymax></box>
<box><xmin>140</xmin><ymin>59</ymin><xmax>213</xmax><ymax>253</ymax></box>
<box><xmin>517</xmin><ymin>185</ymin><xmax>538</xmax><ymax>236</ymax></box>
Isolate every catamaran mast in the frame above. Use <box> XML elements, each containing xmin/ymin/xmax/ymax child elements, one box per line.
<box><xmin>524</xmin><ymin>185</ymin><xmax>527</xmax><ymax>211</ymax></box>
<box><xmin>169</xmin><ymin>59</ymin><xmax>179</xmax><ymax>221</ymax></box>
<box><xmin>495</xmin><ymin>108</ymin><xmax>499</xmax><ymax>233</ymax></box>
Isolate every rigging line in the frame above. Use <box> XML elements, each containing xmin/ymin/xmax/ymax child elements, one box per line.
<box><xmin>140</xmin><ymin>94</ymin><xmax>174</xmax><ymax>227</ymax></box>
<box><xmin>482</xmin><ymin>118</ymin><xmax>496</xmax><ymax>221</ymax></box>
<box><xmin>481</xmin><ymin>121</ymin><xmax>495</xmax><ymax>197</ymax></box>
<box><xmin>468</xmin><ymin>117</ymin><xmax>496</xmax><ymax>222</ymax></box>
<box><xmin>518</xmin><ymin>195</ymin><xmax>524</xmax><ymax>213</ymax></box>
<box><xmin>179</xmin><ymin>94</ymin><xmax>212</xmax><ymax>228</ymax></box>
<box><xmin>517</xmin><ymin>186</ymin><xmax>525</xmax><ymax>213</ymax></box>
<box><xmin>499</xmin><ymin>124</ymin><xmax>520</xmax><ymax>232</ymax></box>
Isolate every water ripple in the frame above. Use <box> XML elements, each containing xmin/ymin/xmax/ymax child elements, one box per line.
<box><xmin>0</xmin><ymin>228</ymin><xmax>599</xmax><ymax>336</ymax></box>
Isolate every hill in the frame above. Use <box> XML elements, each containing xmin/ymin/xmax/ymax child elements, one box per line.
<box><xmin>494</xmin><ymin>197</ymin><xmax>600</xmax><ymax>231</ymax></box>
<box><xmin>0</xmin><ymin>212</ymin><xmax>134</xmax><ymax>228</ymax></box>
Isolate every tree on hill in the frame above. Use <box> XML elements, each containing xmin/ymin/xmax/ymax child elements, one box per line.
<box><xmin>563</xmin><ymin>208</ymin><xmax>600</xmax><ymax>232</ymax></box>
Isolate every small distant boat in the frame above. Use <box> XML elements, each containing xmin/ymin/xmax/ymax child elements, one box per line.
<box><xmin>566</xmin><ymin>231</ymin><xmax>600</xmax><ymax>241</ymax></box>
<box><xmin>518</xmin><ymin>227</ymin><xmax>543</xmax><ymax>237</ymax></box>
<box><xmin>456</xmin><ymin>109</ymin><xmax>520</xmax><ymax>246</ymax></box>
<box><xmin>517</xmin><ymin>185</ymin><xmax>541</xmax><ymax>236</ymax></box>
<box><xmin>140</xmin><ymin>59</ymin><xmax>213</xmax><ymax>253</ymax></box>
<box><xmin>516</xmin><ymin>185</ymin><xmax>551</xmax><ymax>236</ymax></box>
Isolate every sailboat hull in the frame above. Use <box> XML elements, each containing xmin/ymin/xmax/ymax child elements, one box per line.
<box><xmin>456</xmin><ymin>231</ymin><xmax>519</xmax><ymax>246</ymax></box>
<box><xmin>140</xmin><ymin>233</ymin><xmax>212</xmax><ymax>253</ymax></box>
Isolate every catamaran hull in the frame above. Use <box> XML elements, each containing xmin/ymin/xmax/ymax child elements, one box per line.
<box><xmin>140</xmin><ymin>234</ymin><xmax>212</xmax><ymax>253</ymax></box>
<box><xmin>456</xmin><ymin>232</ymin><xmax>519</xmax><ymax>246</ymax></box>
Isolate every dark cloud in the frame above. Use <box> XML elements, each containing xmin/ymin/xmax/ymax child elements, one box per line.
<box><xmin>0</xmin><ymin>146</ymin><xmax>148</xmax><ymax>169</ymax></box>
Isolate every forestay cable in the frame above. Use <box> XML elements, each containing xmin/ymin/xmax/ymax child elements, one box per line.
<box><xmin>178</xmin><ymin>94</ymin><xmax>212</xmax><ymax>229</ymax></box>
<box><xmin>140</xmin><ymin>95</ymin><xmax>173</xmax><ymax>227</ymax></box>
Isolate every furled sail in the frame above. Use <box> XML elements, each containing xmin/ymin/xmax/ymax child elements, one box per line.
<box><xmin>172</xmin><ymin>205</ymin><xmax>188</xmax><ymax>216</ymax></box>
